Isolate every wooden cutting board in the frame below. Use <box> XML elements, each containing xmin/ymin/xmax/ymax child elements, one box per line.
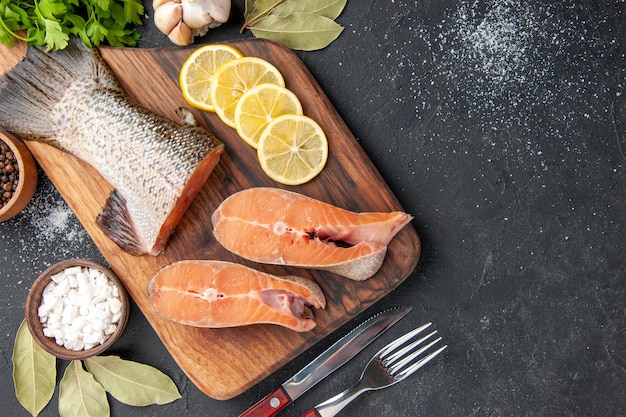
<box><xmin>0</xmin><ymin>38</ymin><xmax>420</xmax><ymax>400</ymax></box>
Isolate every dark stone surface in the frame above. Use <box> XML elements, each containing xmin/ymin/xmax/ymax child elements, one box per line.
<box><xmin>1</xmin><ymin>1</ymin><xmax>624</xmax><ymax>416</ymax></box>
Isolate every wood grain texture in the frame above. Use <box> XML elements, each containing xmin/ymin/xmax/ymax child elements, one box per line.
<box><xmin>1</xmin><ymin>39</ymin><xmax>420</xmax><ymax>399</ymax></box>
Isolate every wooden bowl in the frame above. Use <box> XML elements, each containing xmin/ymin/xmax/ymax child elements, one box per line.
<box><xmin>0</xmin><ymin>131</ymin><xmax>38</xmax><ymax>222</ymax></box>
<box><xmin>25</xmin><ymin>260</ymin><xmax>130</xmax><ymax>360</ymax></box>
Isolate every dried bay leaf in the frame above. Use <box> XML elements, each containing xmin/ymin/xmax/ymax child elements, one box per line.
<box><xmin>84</xmin><ymin>355</ymin><xmax>181</xmax><ymax>406</ymax></box>
<box><xmin>250</xmin><ymin>13</ymin><xmax>344</xmax><ymax>51</ymax></box>
<box><xmin>243</xmin><ymin>0</ymin><xmax>287</xmax><ymax>30</ymax></box>
<box><xmin>271</xmin><ymin>0</ymin><xmax>347</xmax><ymax>20</ymax></box>
<box><xmin>12</xmin><ymin>320</ymin><xmax>56</xmax><ymax>417</ymax></box>
<box><xmin>59</xmin><ymin>361</ymin><xmax>109</xmax><ymax>417</ymax></box>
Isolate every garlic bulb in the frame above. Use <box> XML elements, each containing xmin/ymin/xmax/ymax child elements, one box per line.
<box><xmin>153</xmin><ymin>0</ymin><xmax>231</xmax><ymax>46</ymax></box>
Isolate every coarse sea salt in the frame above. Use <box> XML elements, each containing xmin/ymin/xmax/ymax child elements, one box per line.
<box><xmin>38</xmin><ymin>266</ymin><xmax>122</xmax><ymax>351</ymax></box>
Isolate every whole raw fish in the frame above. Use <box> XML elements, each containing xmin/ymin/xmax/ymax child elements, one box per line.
<box><xmin>0</xmin><ymin>40</ymin><xmax>224</xmax><ymax>256</ymax></box>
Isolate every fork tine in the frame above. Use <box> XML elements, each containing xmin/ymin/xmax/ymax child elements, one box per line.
<box><xmin>384</xmin><ymin>330</ymin><xmax>438</xmax><ymax>365</ymax></box>
<box><xmin>377</xmin><ymin>322</ymin><xmax>432</xmax><ymax>358</ymax></box>
<box><xmin>388</xmin><ymin>336</ymin><xmax>442</xmax><ymax>374</ymax></box>
<box><xmin>395</xmin><ymin>344</ymin><xmax>447</xmax><ymax>380</ymax></box>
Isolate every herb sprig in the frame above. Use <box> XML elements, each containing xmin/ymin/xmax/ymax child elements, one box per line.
<box><xmin>0</xmin><ymin>0</ymin><xmax>144</xmax><ymax>51</ymax></box>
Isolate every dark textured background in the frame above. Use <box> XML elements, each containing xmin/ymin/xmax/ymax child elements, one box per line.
<box><xmin>1</xmin><ymin>1</ymin><xmax>624</xmax><ymax>416</ymax></box>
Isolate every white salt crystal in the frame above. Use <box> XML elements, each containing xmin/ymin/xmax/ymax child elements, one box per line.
<box><xmin>61</xmin><ymin>305</ymin><xmax>77</xmax><ymax>325</ymax></box>
<box><xmin>95</xmin><ymin>273</ymin><xmax>108</xmax><ymax>288</ymax></box>
<box><xmin>104</xmin><ymin>324</ymin><xmax>117</xmax><ymax>335</ymax></box>
<box><xmin>38</xmin><ymin>304</ymin><xmax>49</xmax><ymax>319</ymax></box>
<box><xmin>92</xmin><ymin>319</ymin><xmax>105</xmax><ymax>332</ymax></box>
<box><xmin>67</xmin><ymin>274</ymin><xmax>77</xmax><ymax>288</ymax></box>
<box><xmin>76</xmin><ymin>272</ymin><xmax>89</xmax><ymax>289</ymax></box>
<box><xmin>83</xmin><ymin>332</ymin><xmax>101</xmax><ymax>345</ymax></box>
<box><xmin>93</xmin><ymin>306</ymin><xmax>108</xmax><ymax>321</ymax></box>
<box><xmin>65</xmin><ymin>339</ymin><xmax>84</xmax><ymax>351</ymax></box>
<box><xmin>56</xmin><ymin>279</ymin><xmax>70</xmax><ymax>294</ymax></box>
<box><xmin>111</xmin><ymin>312</ymin><xmax>121</xmax><ymax>324</ymax></box>
<box><xmin>108</xmin><ymin>298</ymin><xmax>122</xmax><ymax>314</ymax></box>
<box><xmin>77</xmin><ymin>281</ymin><xmax>96</xmax><ymax>302</ymax></box>
<box><xmin>47</xmin><ymin>313</ymin><xmax>61</xmax><ymax>327</ymax></box>
<box><xmin>63</xmin><ymin>329</ymin><xmax>76</xmax><ymax>343</ymax></box>
<box><xmin>42</xmin><ymin>293</ymin><xmax>58</xmax><ymax>309</ymax></box>
<box><xmin>64</xmin><ymin>266</ymin><xmax>82</xmax><ymax>276</ymax></box>
<box><xmin>50</xmin><ymin>272</ymin><xmax>66</xmax><ymax>283</ymax></box>
<box><xmin>71</xmin><ymin>316</ymin><xmax>87</xmax><ymax>331</ymax></box>
<box><xmin>53</xmin><ymin>328</ymin><xmax>64</xmax><ymax>342</ymax></box>
<box><xmin>66</xmin><ymin>289</ymin><xmax>79</xmax><ymax>307</ymax></box>
<box><xmin>42</xmin><ymin>282</ymin><xmax>57</xmax><ymax>296</ymax></box>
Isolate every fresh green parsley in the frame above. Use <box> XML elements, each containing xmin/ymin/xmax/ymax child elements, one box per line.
<box><xmin>0</xmin><ymin>0</ymin><xmax>144</xmax><ymax>51</ymax></box>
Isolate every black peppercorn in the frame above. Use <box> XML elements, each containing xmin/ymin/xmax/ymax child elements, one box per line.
<box><xmin>0</xmin><ymin>139</ymin><xmax>20</xmax><ymax>209</ymax></box>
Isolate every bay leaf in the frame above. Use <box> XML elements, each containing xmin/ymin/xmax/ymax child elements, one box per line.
<box><xmin>242</xmin><ymin>0</ymin><xmax>287</xmax><ymax>31</ymax></box>
<box><xmin>12</xmin><ymin>320</ymin><xmax>56</xmax><ymax>417</ymax></box>
<box><xmin>271</xmin><ymin>0</ymin><xmax>347</xmax><ymax>20</ymax></box>
<box><xmin>59</xmin><ymin>361</ymin><xmax>109</xmax><ymax>417</ymax></box>
<box><xmin>84</xmin><ymin>355</ymin><xmax>181</xmax><ymax>406</ymax></box>
<box><xmin>250</xmin><ymin>13</ymin><xmax>344</xmax><ymax>51</ymax></box>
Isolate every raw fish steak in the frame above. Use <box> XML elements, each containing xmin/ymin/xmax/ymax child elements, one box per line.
<box><xmin>148</xmin><ymin>260</ymin><xmax>325</xmax><ymax>332</ymax></box>
<box><xmin>212</xmin><ymin>188</ymin><xmax>413</xmax><ymax>280</ymax></box>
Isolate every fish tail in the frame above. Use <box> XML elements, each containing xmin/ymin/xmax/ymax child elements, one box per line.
<box><xmin>0</xmin><ymin>39</ymin><xmax>120</xmax><ymax>141</ymax></box>
<box><xmin>96</xmin><ymin>190</ymin><xmax>148</xmax><ymax>256</ymax></box>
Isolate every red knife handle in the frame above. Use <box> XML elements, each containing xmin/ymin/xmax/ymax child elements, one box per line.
<box><xmin>301</xmin><ymin>409</ymin><xmax>322</xmax><ymax>417</ymax></box>
<box><xmin>239</xmin><ymin>386</ymin><xmax>292</xmax><ymax>417</ymax></box>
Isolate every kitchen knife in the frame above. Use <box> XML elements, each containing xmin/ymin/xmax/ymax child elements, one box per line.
<box><xmin>239</xmin><ymin>305</ymin><xmax>412</xmax><ymax>417</ymax></box>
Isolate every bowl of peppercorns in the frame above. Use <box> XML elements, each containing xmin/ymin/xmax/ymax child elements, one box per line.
<box><xmin>0</xmin><ymin>131</ymin><xmax>37</xmax><ymax>222</ymax></box>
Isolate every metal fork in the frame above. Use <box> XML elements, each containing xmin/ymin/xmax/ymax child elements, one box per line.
<box><xmin>300</xmin><ymin>323</ymin><xmax>447</xmax><ymax>417</ymax></box>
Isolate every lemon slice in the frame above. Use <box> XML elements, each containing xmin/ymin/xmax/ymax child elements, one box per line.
<box><xmin>257</xmin><ymin>115</ymin><xmax>328</xmax><ymax>185</ymax></box>
<box><xmin>210</xmin><ymin>57</ymin><xmax>285</xmax><ymax>128</ymax></box>
<box><xmin>234</xmin><ymin>84</ymin><xmax>303</xmax><ymax>148</ymax></box>
<box><xmin>179</xmin><ymin>44</ymin><xmax>243</xmax><ymax>112</ymax></box>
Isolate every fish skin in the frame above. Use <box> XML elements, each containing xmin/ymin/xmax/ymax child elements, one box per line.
<box><xmin>212</xmin><ymin>188</ymin><xmax>413</xmax><ymax>280</ymax></box>
<box><xmin>148</xmin><ymin>260</ymin><xmax>325</xmax><ymax>332</ymax></box>
<box><xmin>0</xmin><ymin>40</ymin><xmax>224</xmax><ymax>256</ymax></box>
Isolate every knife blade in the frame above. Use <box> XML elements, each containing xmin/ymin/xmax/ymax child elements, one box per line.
<box><xmin>238</xmin><ymin>305</ymin><xmax>412</xmax><ymax>417</ymax></box>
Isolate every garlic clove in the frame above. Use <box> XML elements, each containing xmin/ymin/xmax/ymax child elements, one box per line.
<box><xmin>181</xmin><ymin>0</ymin><xmax>231</xmax><ymax>30</ymax></box>
<box><xmin>153</xmin><ymin>0</ymin><xmax>179</xmax><ymax>8</ymax></box>
<box><xmin>168</xmin><ymin>21</ymin><xmax>193</xmax><ymax>46</ymax></box>
<box><xmin>154</xmin><ymin>2</ymin><xmax>183</xmax><ymax>35</ymax></box>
